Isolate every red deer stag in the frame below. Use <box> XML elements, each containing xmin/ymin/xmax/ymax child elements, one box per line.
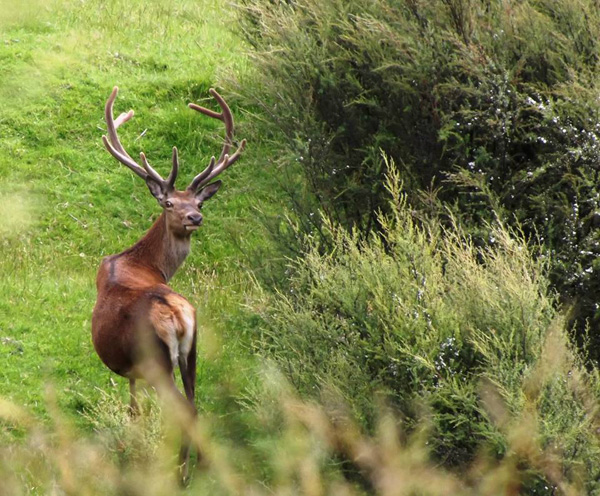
<box><xmin>92</xmin><ymin>87</ymin><xmax>245</xmax><ymax>478</ymax></box>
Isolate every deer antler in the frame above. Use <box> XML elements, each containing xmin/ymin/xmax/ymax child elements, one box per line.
<box><xmin>187</xmin><ymin>88</ymin><xmax>247</xmax><ymax>192</ymax></box>
<box><xmin>102</xmin><ymin>86</ymin><xmax>178</xmax><ymax>192</ymax></box>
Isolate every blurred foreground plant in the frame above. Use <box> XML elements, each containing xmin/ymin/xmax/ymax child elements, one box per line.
<box><xmin>2</xmin><ymin>351</ymin><xmax>600</xmax><ymax>496</ymax></box>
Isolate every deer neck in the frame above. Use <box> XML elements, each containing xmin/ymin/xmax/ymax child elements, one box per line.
<box><xmin>126</xmin><ymin>213</ymin><xmax>191</xmax><ymax>282</ymax></box>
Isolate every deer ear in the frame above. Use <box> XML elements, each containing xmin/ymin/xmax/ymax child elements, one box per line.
<box><xmin>195</xmin><ymin>180</ymin><xmax>221</xmax><ymax>202</ymax></box>
<box><xmin>145</xmin><ymin>177</ymin><xmax>165</xmax><ymax>202</ymax></box>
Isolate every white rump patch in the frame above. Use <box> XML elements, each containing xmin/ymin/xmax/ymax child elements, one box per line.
<box><xmin>151</xmin><ymin>295</ymin><xmax>195</xmax><ymax>370</ymax></box>
<box><xmin>178</xmin><ymin>304</ymin><xmax>195</xmax><ymax>360</ymax></box>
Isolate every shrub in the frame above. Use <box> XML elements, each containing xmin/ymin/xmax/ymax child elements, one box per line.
<box><xmin>257</xmin><ymin>164</ymin><xmax>600</xmax><ymax>491</ymax></box>
<box><xmin>236</xmin><ymin>0</ymin><xmax>600</xmax><ymax>358</ymax></box>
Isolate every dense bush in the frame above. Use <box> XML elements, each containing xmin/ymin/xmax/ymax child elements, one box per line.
<box><xmin>257</xmin><ymin>166</ymin><xmax>600</xmax><ymax>491</ymax></box>
<box><xmin>237</xmin><ymin>0</ymin><xmax>600</xmax><ymax>358</ymax></box>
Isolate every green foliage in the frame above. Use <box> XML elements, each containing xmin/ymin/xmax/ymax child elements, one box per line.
<box><xmin>237</xmin><ymin>0</ymin><xmax>600</xmax><ymax>358</ymax></box>
<box><xmin>258</xmin><ymin>164</ymin><xmax>600</xmax><ymax>489</ymax></box>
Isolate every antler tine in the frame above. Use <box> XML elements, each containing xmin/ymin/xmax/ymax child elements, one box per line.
<box><xmin>103</xmin><ymin>87</ymin><xmax>146</xmax><ymax>175</ymax></box>
<box><xmin>222</xmin><ymin>138</ymin><xmax>246</xmax><ymax>168</ymax></box>
<box><xmin>187</xmin><ymin>156</ymin><xmax>216</xmax><ymax>192</ymax></box>
<box><xmin>103</xmin><ymin>86</ymin><xmax>174</xmax><ymax>189</ymax></box>
<box><xmin>188</xmin><ymin>88</ymin><xmax>234</xmax><ymax>164</ymax></box>
<box><xmin>187</xmin><ymin>89</ymin><xmax>245</xmax><ymax>191</ymax></box>
<box><xmin>101</xmin><ymin>135</ymin><xmax>146</xmax><ymax>180</ymax></box>
<box><xmin>193</xmin><ymin>139</ymin><xmax>247</xmax><ymax>190</ymax></box>
<box><xmin>139</xmin><ymin>152</ymin><xmax>166</xmax><ymax>184</ymax></box>
<box><xmin>166</xmin><ymin>147</ymin><xmax>179</xmax><ymax>191</ymax></box>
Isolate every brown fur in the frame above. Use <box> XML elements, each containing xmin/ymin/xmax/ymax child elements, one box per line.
<box><xmin>92</xmin><ymin>212</ymin><xmax>196</xmax><ymax>378</ymax></box>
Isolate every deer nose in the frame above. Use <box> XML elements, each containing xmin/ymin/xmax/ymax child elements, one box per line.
<box><xmin>187</xmin><ymin>213</ymin><xmax>203</xmax><ymax>226</ymax></box>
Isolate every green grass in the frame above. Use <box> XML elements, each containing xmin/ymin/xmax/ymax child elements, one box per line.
<box><xmin>0</xmin><ymin>0</ymin><xmax>277</xmax><ymax>426</ymax></box>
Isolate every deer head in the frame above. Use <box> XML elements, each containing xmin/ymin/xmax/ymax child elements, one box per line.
<box><xmin>102</xmin><ymin>87</ymin><xmax>246</xmax><ymax>237</ymax></box>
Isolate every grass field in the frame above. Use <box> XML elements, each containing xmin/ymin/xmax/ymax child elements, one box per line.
<box><xmin>0</xmin><ymin>0</ymin><xmax>276</xmax><ymax>427</ymax></box>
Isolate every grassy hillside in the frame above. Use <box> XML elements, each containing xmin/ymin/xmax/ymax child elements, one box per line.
<box><xmin>4</xmin><ymin>1</ymin><xmax>600</xmax><ymax>495</ymax></box>
<box><xmin>0</xmin><ymin>0</ymin><xmax>274</xmax><ymax>423</ymax></box>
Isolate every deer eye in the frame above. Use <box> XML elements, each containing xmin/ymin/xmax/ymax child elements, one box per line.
<box><xmin>165</xmin><ymin>201</ymin><xmax>173</xmax><ymax>208</ymax></box>
<box><xmin>197</xmin><ymin>203</ymin><xmax>203</xmax><ymax>210</ymax></box>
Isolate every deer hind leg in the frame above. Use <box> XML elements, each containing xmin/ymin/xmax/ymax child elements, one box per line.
<box><xmin>156</xmin><ymin>294</ymin><xmax>197</xmax><ymax>412</ymax></box>
<box><xmin>149</xmin><ymin>295</ymin><xmax>198</xmax><ymax>482</ymax></box>
<box><xmin>178</xmin><ymin>323</ymin><xmax>199</xmax><ymax>475</ymax></box>
<box><xmin>142</xmin><ymin>346</ymin><xmax>196</xmax><ymax>484</ymax></box>
<box><xmin>173</xmin><ymin>300</ymin><xmax>198</xmax><ymax>479</ymax></box>
<box><xmin>177</xmin><ymin>309</ymin><xmax>197</xmax><ymax>406</ymax></box>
